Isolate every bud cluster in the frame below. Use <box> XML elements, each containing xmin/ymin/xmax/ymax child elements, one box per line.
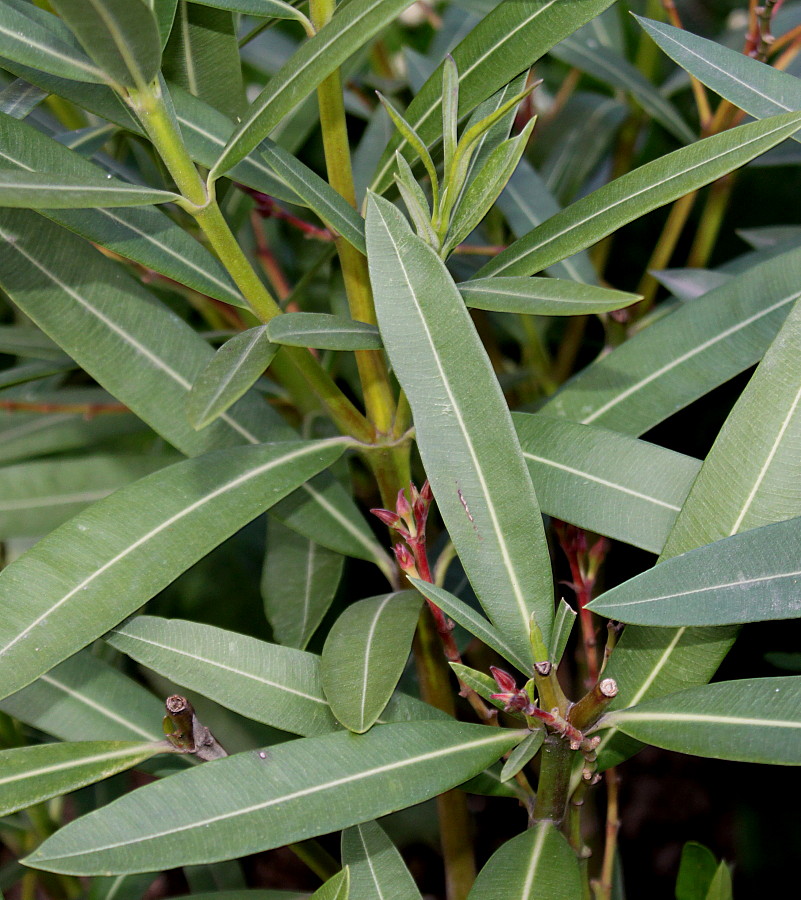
<box><xmin>371</xmin><ymin>481</ymin><xmax>434</xmax><ymax>578</ymax></box>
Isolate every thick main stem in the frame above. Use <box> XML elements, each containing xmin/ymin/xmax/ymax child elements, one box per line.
<box><xmin>533</xmin><ymin>734</ymin><xmax>574</xmax><ymax>828</ymax></box>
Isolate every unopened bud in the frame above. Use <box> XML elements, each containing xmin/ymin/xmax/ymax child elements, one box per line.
<box><xmin>394</xmin><ymin>542</ymin><xmax>416</xmax><ymax>572</ymax></box>
<box><xmin>490</xmin><ymin>666</ymin><xmax>517</xmax><ymax>693</ymax></box>
<box><xmin>395</xmin><ymin>488</ymin><xmax>412</xmax><ymax>521</ymax></box>
<box><xmin>370</xmin><ymin>507</ymin><xmax>402</xmax><ymax>530</ymax></box>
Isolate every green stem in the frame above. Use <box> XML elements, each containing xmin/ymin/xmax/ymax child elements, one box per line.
<box><xmin>686</xmin><ymin>173</ymin><xmax>735</xmax><ymax>269</ymax></box>
<box><xmin>288</xmin><ymin>838</ymin><xmax>341</xmax><ymax>881</ymax></box>
<box><xmin>533</xmin><ymin>734</ymin><xmax>574</xmax><ymax>828</ymax></box>
<box><xmin>635</xmin><ymin>191</ymin><xmax>697</xmax><ymax>311</ymax></box>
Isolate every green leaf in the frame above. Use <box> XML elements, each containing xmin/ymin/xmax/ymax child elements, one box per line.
<box><xmin>26</xmin><ymin>721</ymin><xmax>523</xmax><ymax>875</ymax></box>
<box><xmin>588</xmin><ymin>515</ymin><xmax>801</xmax><ymax>626</ymax></box>
<box><xmin>262</xmin><ymin>518</ymin><xmax>345</xmax><ymax>649</ymax></box>
<box><xmin>0</xmin><ymin>650</ymin><xmax>164</xmax><ymax>742</ymax></box>
<box><xmin>0</xmin><ymin>170</ymin><xmax>179</xmax><ymax>208</ymax></box>
<box><xmin>366</xmin><ymin>194</ymin><xmax>553</xmax><ymax>660</ymax></box>
<box><xmin>322</xmin><ymin>592</ymin><xmax>421</xmax><ymax>733</ymax></box>
<box><xmin>513</xmin><ymin>413</ymin><xmax>700</xmax><ymax>553</ymax></box>
<box><xmin>211</xmin><ymin>0</ymin><xmax>416</xmax><ymax>178</ymax></box>
<box><xmin>500</xmin><ymin>730</ymin><xmax>543</xmax><ymax>782</ymax></box>
<box><xmin>189</xmin><ymin>0</ymin><xmax>313</xmax><ymax>27</ymax></box>
<box><xmin>266</xmin><ymin>314</ymin><xmax>382</xmax><ymax>351</ymax></box>
<box><xmin>540</xmin><ymin>244</ymin><xmax>801</xmax><ymax>435</ymax></box>
<box><xmin>259</xmin><ymin>139</ymin><xmax>366</xmax><ymax>253</ymax></box>
<box><xmin>0</xmin><ymin>453</ymin><xmax>173</xmax><ymax>539</ymax></box>
<box><xmin>0</xmin><ymin>741</ymin><xmax>165</xmax><ymax>817</ymax></box>
<box><xmin>0</xmin><ymin>78</ymin><xmax>48</xmax><ymax>119</ymax></box>
<box><xmin>460</xmin><ymin>277</ymin><xmax>640</xmax><ymax>316</ymax></box>
<box><xmin>147</xmin><ymin>0</ymin><xmax>178</xmax><ymax>47</ymax></box>
<box><xmin>441</xmin><ymin>54</ymin><xmax>459</xmax><ymax>178</ymax></box>
<box><xmin>449</xmin><ymin>663</ymin><xmax>509</xmax><ymax>713</ymax></box>
<box><xmin>467</xmin><ymin>822</ymin><xmax>582</xmax><ymax>899</ymax></box>
<box><xmin>0</xmin><ymin>439</ymin><xmax>344</xmax><ymax>701</ymax></box>
<box><xmin>602</xmin><ymin>677</ymin><xmax>801</xmax><ymax>765</ymax></box>
<box><xmin>370</xmin><ymin>0</ymin><xmax>618</xmax><ymax>193</ymax></box>
<box><xmin>550</xmin><ymin>598</ymin><xmax>576</xmax><ymax>666</ymax></box>
<box><xmin>187</xmin><ymin>327</ymin><xmax>278</xmax><ymax>430</ymax></box>
<box><xmin>705</xmin><ymin>862</ymin><xmax>732</xmax><ymax>900</ymax></box>
<box><xmin>0</xmin><ymin>0</ymin><xmax>105</xmax><ymax>84</ymax></box>
<box><xmin>341</xmin><ymin>820</ymin><xmax>423</xmax><ymax>900</ymax></box>
<box><xmin>311</xmin><ymin>869</ymin><xmax>349</xmax><ymax>900</ymax></box>
<box><xmin>411</xmin><ymin>580</ymin><xmax>531</xmax><ymax>674</ymax></box>
<box><xmin>479</xmin><ymin>113</ymin><xmax>801</xmax><ymax>278</ymax></box>
<box><xmin>676</xmin><ymin>842</ymin><xmax>718</xmax><ymax>900</ymax></box>
<box><xmin>636</xmin><ymin>17</ymin><xmax>801</xmax><ymax>145</ymax></box>
<box><xmin>107</xmin><ymin>615</ymin><xmax>338</xmax><ymax>736</ymax></box>
<box><xmin>88</xmin><ymin>872</ymin><xmax>161</xmax><ymax>900</ymax></box>
<box><xmin>51</xmin><ymin>0</ymin><xmax>162</xmax><ymax>89</ymax></box>
<box><xmin>393</xmin><ymin>152</ymin><xmax>438</xmax><ymax>247</ymax></box>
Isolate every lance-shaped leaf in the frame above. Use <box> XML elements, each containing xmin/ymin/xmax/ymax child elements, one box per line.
<box><xmin>601</xmin><ymin>677</ymin><xmax>801</xmax><ymax>765</ymax></box>
<box><xmin>187</xmin><ymin>327</ymin><xmax>278</xmax><ymax>430</ymax></box>
<box><xmin>259</xmin><ymin>139</ymin><xmax>366</xmax><ymax>254</ymax></box>
<box><xmin>467</xmin><ymin>822</ymin><xmax>582</xmax><ymax>899</ymax></box>
<box><xmin>51</xmin><ymin>0</ymin><xmax>162</xmax><ymax>89</ymax></box>
<box><xmin>322</xmin><ymin>592</ymin><xmax>421</xmax><ymax>733</ymax></box>
<box><xmin>460</xmin><ymin>277</ymin><xmax>640</xmax><ymax>317</ymax></box>
<box><xmin>262</xmin><ymin>518</ymin><xmax>344</xmax><ymax>650</ymax></box>
<box><xmin>0</xmin><ymin>439</ymin><xmax>345</xmax><ymax>701</ymax></box>
<box><xmin>211</xmin><ymin>0</ymin><xmax>416</xmax><ymax>178</ymax></box>
<box><xmin>0</xmin><ymin>170</ymin><xmax>179</xmax><ymax>208</ymax></box>
<box><xmin>513</xmin><ymin>413</ymin><xmax>700</xmax><ymax>554</ymax></box>
<box><xmin>0</xmin><ymin>78</ymin><xmax>48</xmax><ymax>118</ymax></box>
<box><xmin>449</xmin><ymin>664</ymin><xmax>509</xmax><ymax>713</ymax></box>
<box><xmin>26</xmin><ymin>721</ymin><xmax>523</xmax><ymax>875</ymax></box>
<box><xmin>370</xmin><ymin>0</ymin><xmax>617</xmax><ymax>193</ymax></box>
<box><xmin>588</xmin><ymin>515</ymin><xmax>801</xmax><ymax>626</ymax></box>
<box><xmin>311</xmin><ymin>869</ymin><xmax>349</xmax><ymax>900</ymax></box>
<box><xmin>500</xmin><ymin>730</ymin><xmax>544</xmax><ymax>782</ymax></box>
<box><xmin>478</xmin><ymin>113</ymin><xmax>801</xmax><ymax>278</ymax></box>
<box><xmin>366</xmin><ymin>195</ymin><xmax>553</xmax><ymax>659</ymax></box>
<box><xmin>540</xmin><ymin>243</ymin><xmax>801</xmax><ymax>435</ymax></box>
<box><xmin>190</xmin><ymin>0</ymin><xmax>313</xmax><ymax>29</ymax></box>
<box><xmin>0</xmin><ymin>741</ymin><xmax>167</xmax><ymax>818</ymax></box>
<box><xmin>341</xmin><ymin>820</ymin><xmax>423</xmax><ymax>900</ymax></box>
<box><xmin>0</xmin><ymin>0</ymin><xmax>105</xmax><ymax>84</ymax></box>
<box><xmin>0</xmin><ymin>453</ymin><xmax>173</xmax><ymax>539</ymax></box>
<box><xmin>636</xmin><ymin>17</ymin><xmax>801</xmax><ymax>145</ymax></box>
<box><xmin>267</xmin><ymin>314</ymin><xmax>382</xmax><ymax>351</ymax></box>
<box><xmin>550</xmin><ymin>599</ymin><xmax>576</xmax><ymax>667</ymax></box>
<box><xmin>599</xmin><ymin>296</ymin><xmax>801</xmax><ymax>767</ymax></box>
<box><xmin>0</xmin><ymin>651</ymin><xmax>164</xmax><ymax>742</ymax></box>
<box><xmin>107</xmin><ymin>615</ymin><xmax>339</xmax><ymax>737</ymax></box>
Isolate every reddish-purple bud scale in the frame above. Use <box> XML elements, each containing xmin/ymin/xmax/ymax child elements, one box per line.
<box><xmin>490</xmin><ymin>666</ymin><xmax>517</xmax><ymax>693</ymax></box>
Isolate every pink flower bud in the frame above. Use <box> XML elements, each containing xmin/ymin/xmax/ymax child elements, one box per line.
<box><xmin>490</xmin><ymin>666</ymin><xmax>517</xmax><ymax>693</ymax></box>
<box><xmin>370</xmin><ymin>507</ymin><xmax>402</xmax><ymax>529</ymax></box>
<box><xmin>394</xmin><ymin>543</ymin><xmax>416</xmax><ymax>572</ymax></box>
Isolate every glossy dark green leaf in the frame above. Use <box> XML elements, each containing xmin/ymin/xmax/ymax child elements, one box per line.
<box><xmin>27</xmin><ymin>721</ymin><xmax>523</xmax><ymax>874</ymax></box>
<box><xmin>322</xmin><ymin>592</ymin><xmax>421</xmax><ymax>733</ymax></box>
<box><xmin>460</xmin><ymin>277</ymin><xmax>639</xmax><ymax>316</ymax></box>
<box><xmin>267</xmin><ymin>314</ymin><xmax>382</xmax><ymax>351</ymax></box>
<box><xmin>341</xmin><ymin>820</ymin><xmax>423</xmax><ymax>900</ymax></box>
<box><xmin>51</xmin><ymin>0</ymin><xmax>162</xmax><ymax>89</ymax></box>
<box><xmin>479</xmin><ymin>114</ymin><xmax>801</xmax><ymax>278</ymax></box>
<box><xmin>367</xmin><ymin>195</ymin><xmax>553</xmax><ymax>660</ymax></box>
<box><xmin>603</xmin><ymin>677</ymin><xmax>801</xmax><ymax>765</ymax></box>
<box><xmin>0</xmin><ymin>170</ymin><xmax>178</xmax><ymax>208</ymax></box>
<box><xmin>0</xmin><ymin>741</ymin><xmax>166</xmax><ymax>817</ymax></box>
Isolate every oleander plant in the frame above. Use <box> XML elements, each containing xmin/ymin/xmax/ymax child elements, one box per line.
<box><xmin>1</xmin><ymin>0</ymin><xmax>801</xmax><ymax>897</ymax></box>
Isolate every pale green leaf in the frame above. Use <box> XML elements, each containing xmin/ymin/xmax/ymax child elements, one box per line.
<box><xmin>0</xmin><ymin>741</ymin><xmax>166</xmax><ymax>817</ymax></box>
<box><xmin>266</xmin><ymin>313</ymin><xmax>382</xmax><ymax>351</ymax></box>
<box><xmin>478</xmin><ymin>113</ymin><xmax>801</xmax><ymax>278</ymax></box>
<box><xmin>441</xmin><ymin>54</ymin><xmax>459</xmax><ymax>177</ymax></box>
<box><xmin>190</xmin><ymin>0</ymin><xmax>312</xmax><ymax>26</ymax></box>
<box><xmin>341</xmin><ymin>820</ymin><xmax>423</xmax><ymax>900</ymax></box>
<box><xmin>322</xmin><ymin>592</ymin><xmax>421</xmax><ymax>733</ymax></box>
<box><xmin>550</xmin><ymin>598</ymin><xmax>576</xmax><ymax>666</ymax></box>
<box><xmin>187</xmin><ymin>327</ymin><xmax>278</xmax><ymax>430</ymax></box>
<box><xmin>366</xmin><ymin>194</ymin><xmax>553</xmax><ymax>659</ymax></box>
<box><xmin>460</xmin><ymin>277</ymin><xmax>639</xmax><ymax>316</ymax></box>
<box><xmin>0</xmin><ymin>170</ymin><xmax>179</xmax><ymax>208</ymax></box>
<box><xmin>602</xmin><ymin>677</ymin><xmax>801</xmax><ymax>765</ymax></box>
<box><xmin>311</xmin><ymin>869</ymin><xmax>349</xmax><ymax>900</ymax></box>
<box><xmin>449</xmin><ymin>663</ymin><xmax>509</xmax><ymax>712</ymax></box>
<box><xmin>706</xmin><ymin>862</ymin><xmax>732</xmax><ymax>900</ymax></box>
<box><xmin>393</xmin><ymin>152</ymin><xmax>438</xmax><ymax>247</ymax></box>
<box><xmin>500</xmin><ymin>730</ymin><xmax>543</xmax><ymax>781</ymax></box>
<box><xmin>0</xmin><ymin>78</ymin><xmax>48</xmax><ymax>119</ymax></box>
<box><xmin>467</xmin><ymin>822</ymin><xmax>582</xmax><ymax>899</ymax></box>
<box><xmin>26</xmin><ymin>721</ymin><xmax>523</xmax><ymax>874</ymax></box>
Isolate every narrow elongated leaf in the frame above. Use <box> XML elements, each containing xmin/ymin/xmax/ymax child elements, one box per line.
<box><xmin>0</xmin><ymin>439</ymin><xmax>344</xmax><ymax>700</ymax></box>
<box><xmin>0</xmin><ymin>0</ymin><xmax>105</xmax><ymax>83</ymax></box>
<box><xmin>588</xmin><ymin>516</ymin><xmax>801</xmax><ymax>626</ymax></box>
<box><xmin>602</xmin><ymin>677</ymin><xmax>801</xmax><ymax>765</ymax></box>
<box><xmin>0</xmin><ymin>651</ymin><xmax>164</xmax><ymax>742</ymax></box>
<box><xmin>311</xmin><ymin>870</ymin><xmax>349</xmax><ymax>900</ymax></box>
<box><xmin>0</xmin><ymin>170</ymin><xmax>178</xmax><ymax>208</ymax></box>
<box><xmin>0</xmin><ymin>453</ymin><xmax>173</xmax><ymax>539</ymax></box>
<box><xmin>341</xmin><ymin>820</ymin><xmax>423</xmax><ymax>900</ymax></box>
<box><xmin>706</xmin><ymin>863</ymin><xmax>733</xmax><ymax>900</ymax></box>
<box><xmin>636</xmin><ymin>17</ymin><xmax>801</xmax><ymax>145</ymax></box>
<box><xmin>500</xmin><ymin>730</ymin><xmax>543</xmax><ymax>781</ymax></box>
<box><xmin>449</xmin><ymin>663</ymin><xmax>508</xmax><ymax>712</ymax></box>
<box><xmin>478</xmin><ymin>113</ymin><xmax>801</xmax><ymax>278</ymax></box>
<box><xmin>0</xmin><ymin>78</ymin><xmax>48</xmax><ymax>119</ymax></box>
<box><xmin>27</xmin><ymin>721</ymin><xmax>523</xmax><ymax>875</ymax></box>
<box><xmin>267</xmin><ymin>314</ymin><xmax>382</xmax><ymax>351</ymax></box>
<box><xmin>322</xmin><ymin>593</ymin><xmax>421</xmax><ymax>733</ymax></box>
<box><xmin>513</xmin><ymin>413</ymin><xmax>700</xmax><ymax>553</ymax></box>
<box><xmin>107</xmin><ymin>615</ymin><xmax>339</xmax><ymax>736</ymax></box>
<box><xmin>88</xmin><ymin>872</ymin><xmax>161</xmax><ymax>900</ymax></box>
<box><xmin>550</xmin><ymin>598</ymin><xmax>576</xmax><ymax>665</ymax></box>
<box><xmin>367</xmin><ymin>195</ymin><xmax>552</xmax><ymax>659</ymax></box>
<box><xmin>51</xmin><ymin>0</ymin><xmax>162</xmax><ymax>89</ymax></box>
<box><xmin>370</xmin><ymin>0</ymin><xmax>617</xmax><ymax>192</ymax></box>
<box><xmin>0</xmin><ymin>741</ymin><xmax>166</xmax><ymax>817</ymax></box>
<box><xmin>259</xmin><ymin>139</ymin><xmax>366</xmax><ymax>253</ymax></box>
<box><xmin>190</xmin><ymin>0</ymin><xmax>311</xmax><ymax>24</ymax></box>
<box><xmin>211</xmin><ymin>0</ymin><xmax>416</xmax><ymax>177</ymax></box>
<box><xmin>187</xmin><ymin>327</ymin><xmax>278</xmax><ymax>430</ymax></box>
<box><xmin>541</xmin><ymin>243</ymin><xmax>801</xmax><ymax>435</ymax></box>
<box><xmin>460</xmin><ymin>277</ymin><xmax>639</xmax><ymax>316</ymax></box>
<box><xmin>262</xmin><ymin>518</ymin><xmax>344</xmax><ymax>649</ymax></box>
<box><xmin>467</xmin><ymin>823</ymin><xmax>582</xmax><ymax>899</ymax></box>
